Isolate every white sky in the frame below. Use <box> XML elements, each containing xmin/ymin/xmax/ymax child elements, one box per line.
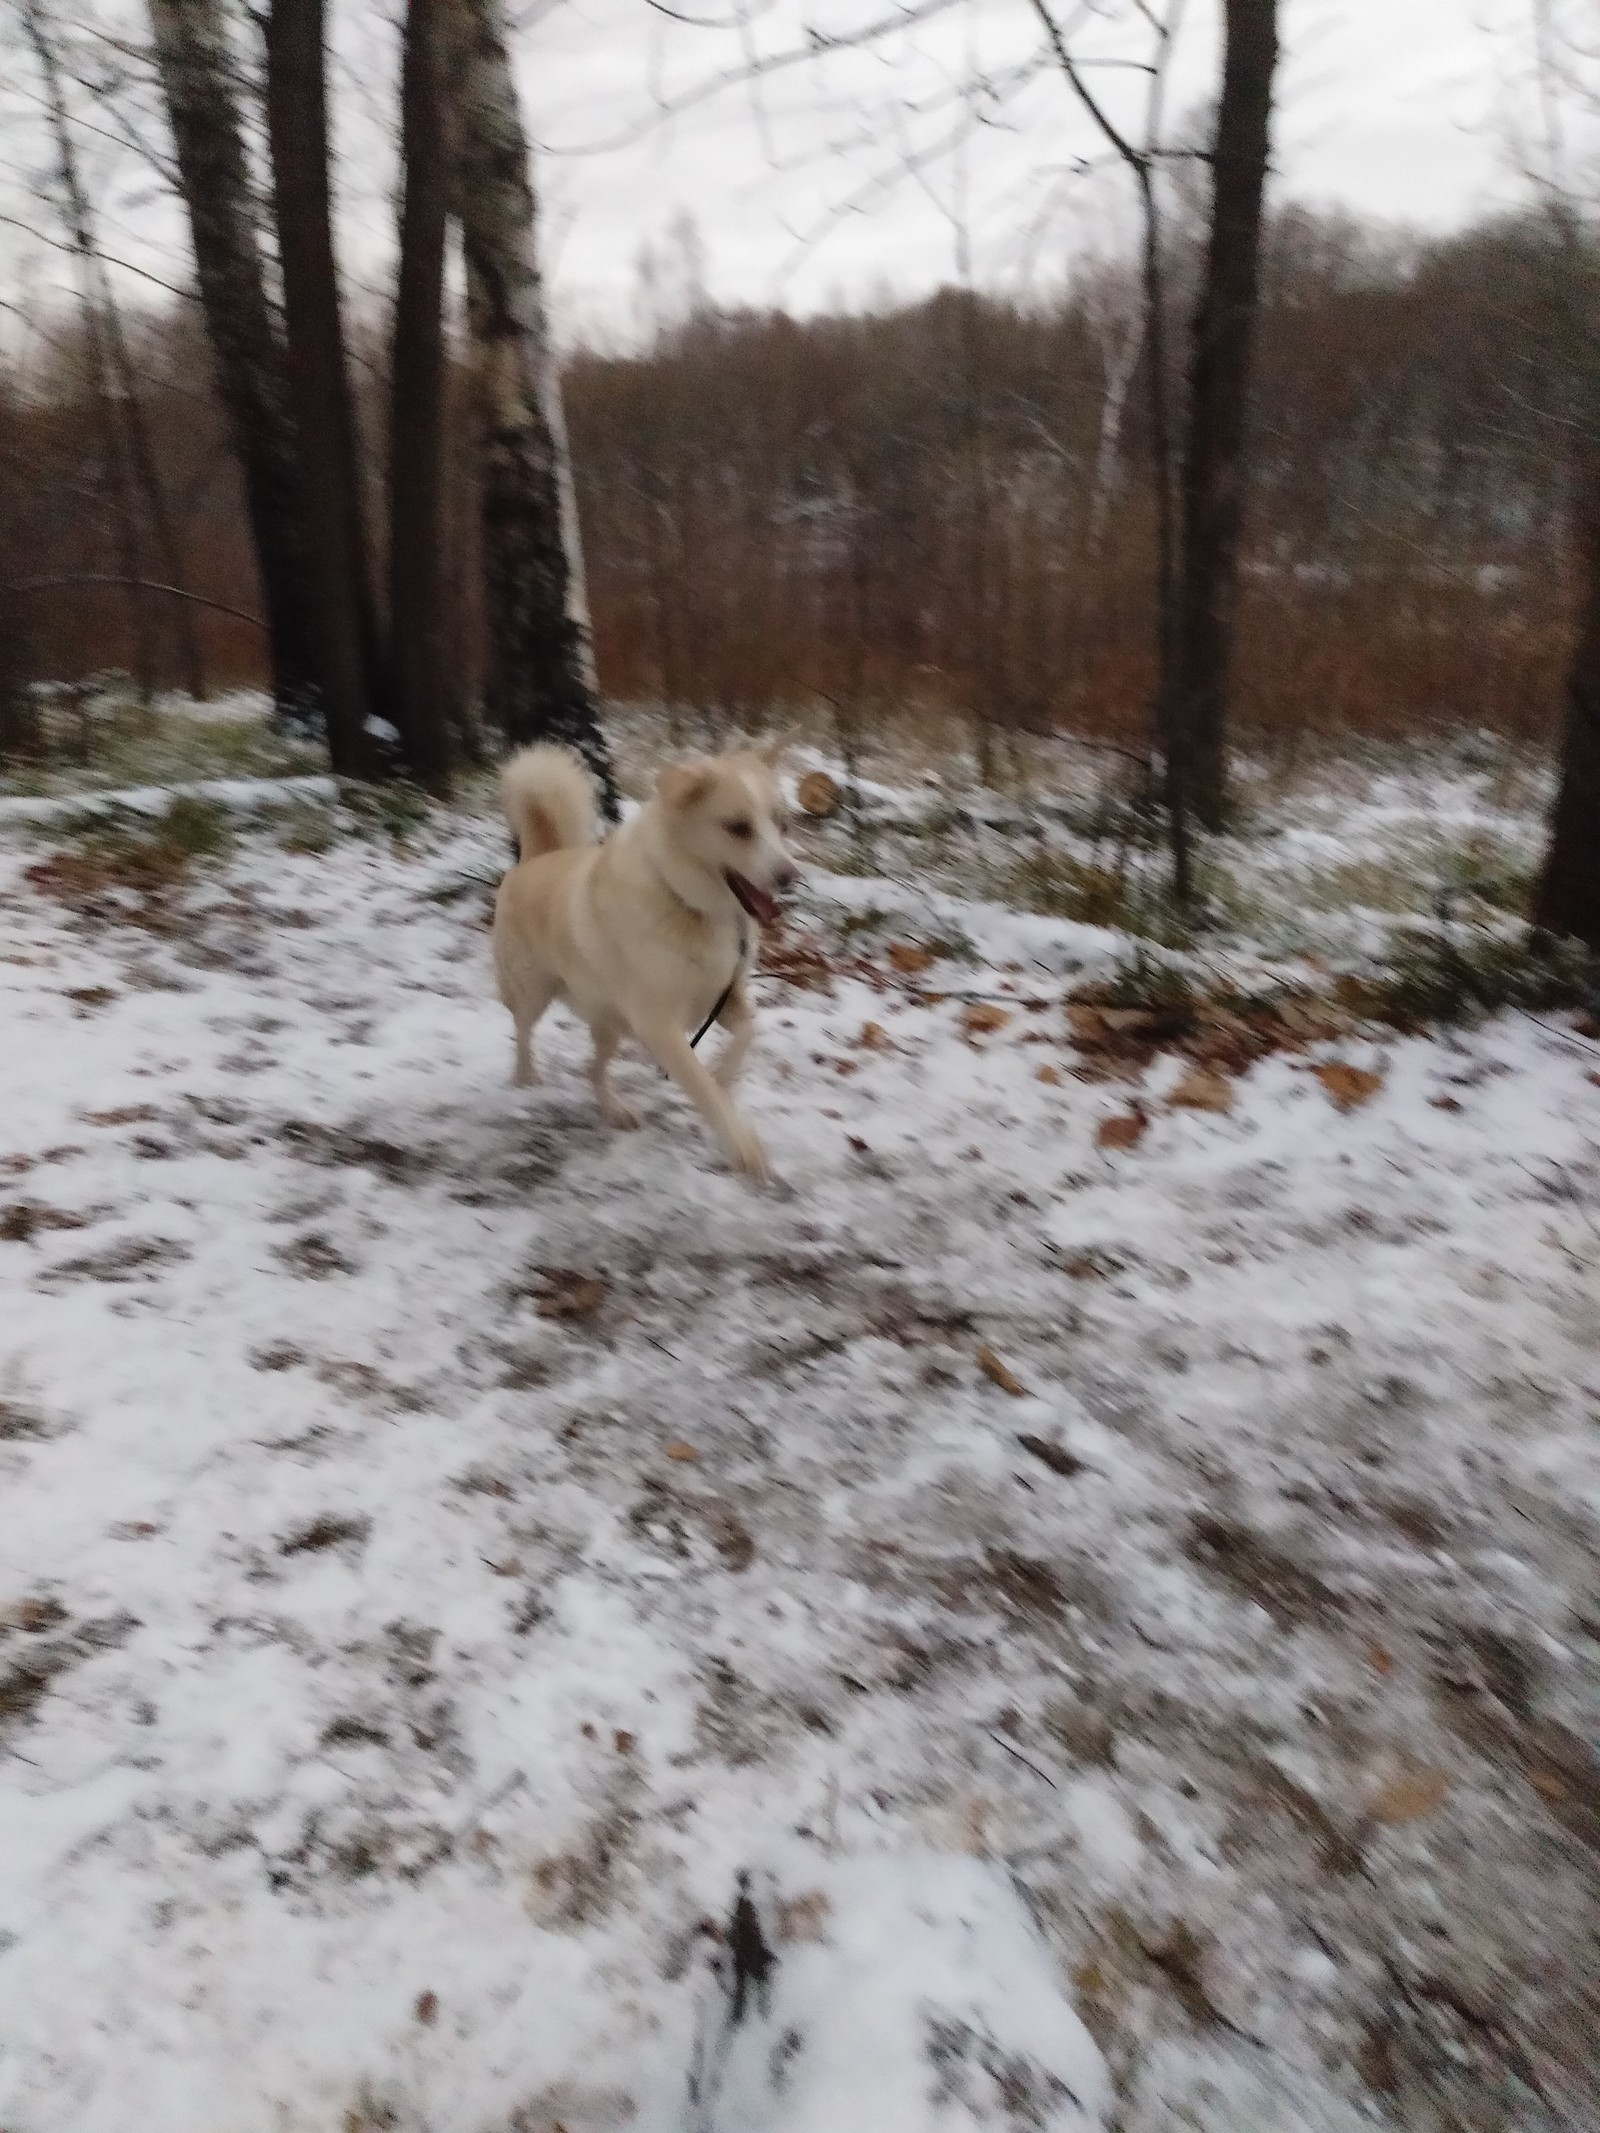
<box><xmin>520</xmin><ymin>0</ymin><xmax>1535</xmax><ymax>336</ymax></box>
<box><xmin>0</xmin><ymin>0</ymin><xmax>1560</xmax><ymax>350</ymax></box>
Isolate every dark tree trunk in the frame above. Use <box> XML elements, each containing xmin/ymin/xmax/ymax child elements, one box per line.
<box><xmin>265</xmin><ymin>0</ymin><xmax>382</xmax><ymax>777</ymax></box>
<box><xmin>388</xmin><ymin>0</ymin><xmax>454</xmax><ymax>793</ymax></box>
<box><xmin>149</xmin><ymin>0</ymin><xmax>320</xmax><ymax>730</ymax></box>
<box><xmin>1170</xmin><ymin>0</ymin><xmax>1279</xmax><ymax>833</ymax></box>
<box><xmin>454</xmin><ymin>0</ymin><xmax>619</xmax><ymax>817</ymax></box>
<box><xmin>1534</xmin><ymin>441</ymin><xmax>1600</xmax><ymax>951</ymax></box>
<box><xmin>23</xmin><ymin>0</ymin><xmax>158</xmax><ymax>705</ymax></box>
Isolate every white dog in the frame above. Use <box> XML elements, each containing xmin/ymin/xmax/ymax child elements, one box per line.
<box><xmin>492</xmin><ymin>740</ymin><xmax>796</xmax><ymax>1180</ymax></box>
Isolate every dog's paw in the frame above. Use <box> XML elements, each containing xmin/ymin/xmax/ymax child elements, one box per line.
<box><xmin>726</xmin><ymin>1121</ymin><xmax>772</xmax><ymax>1182</ymax></box>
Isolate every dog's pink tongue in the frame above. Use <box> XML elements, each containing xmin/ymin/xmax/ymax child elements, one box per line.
<box><xmin>727</xmin><ymin>871</ymin><xmax>778</xmax><ymax>926</ymax></box>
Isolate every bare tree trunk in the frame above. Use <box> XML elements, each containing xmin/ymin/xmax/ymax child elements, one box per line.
<box><xmin>388</xmin><ymin>0</ymin><xmax>454</xmax><ymax>792</ymax></box>
<box><xmin>24</xmin><ymin>2</ymin><xmax>208</xmax><ymax>703</ymax></box>
<box><xmin>100</xmin><ymin>295</ymin><xmax>208</xmax><ymax>702</ymax></box>
<box><xmin>454</xmin><ymin>0</ymin><xmax>619</xmax><ymax>817</ymax></box>
<box><xmin>149</xmin><ymin>0</ymin><xmax>321</xmax><ymax>730</ymax></box>
<box><xmin>1534</xmin><ymin>436</ymin><xmax>1600</xmax><ymax>951</ymax></box>
<box><xmin>265</xmin><ymin>0</ymin><xmax>381</xmax><ymax>777</ymax></box>
<box><xmin>22</xmin><ymin>0</ymin><xmax>158</xmax><ymax>705</ymax></box>
<box><xmin>1171</xmin><ymin>0</ymin><xmax>1279</xmax><ymax>831</ymax></box>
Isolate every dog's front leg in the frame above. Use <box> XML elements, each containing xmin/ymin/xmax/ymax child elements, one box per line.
<box><xmin>711</xmin><ymin>979</ymin><xmax>756</xmax><ymax>1092</ymax></box>
<box><xmin>633</xmin><ymin>1011</ymin><xmax>770</xmax><ymax>1180</ymax></box>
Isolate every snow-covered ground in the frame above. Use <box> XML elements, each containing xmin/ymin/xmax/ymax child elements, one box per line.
<box><xmin>1</xmin><ymin>781</ymin><xmax>1597</xmax><ymax>2131</ymax></box>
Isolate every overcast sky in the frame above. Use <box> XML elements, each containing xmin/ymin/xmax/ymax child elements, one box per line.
<box><xmin>518</xmin><ymin>0</ymin><xmax>1536</xmax><ymax>337</ymax></box>
<box><xmin>0</xmin><ymin>0</ymin><xmax>1559</xmax><ymax>349</ymax></box>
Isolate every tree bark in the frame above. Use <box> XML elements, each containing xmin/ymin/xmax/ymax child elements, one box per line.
<box><xmin>148</xmin><ymin>0</ymin><xmax>320</xmax><ymax>729</ymax></box>
<box><xmin>23</xmin><ymin>0</ymin><xmax>159</xmax><ymax>705</ymax></box>
<box><xmin>1534</xmin><ymin>438</ymin><xmax>1600</xmax><ymax>951</ymax></box>
<box><xmin>388</xmin><ymin>0</ymin><xmax>455</xmax><ymax>793</ymax></box>
<box><xmin>454</xmin><ymin>0</ymin><xmax>619</xmax><ymax>816</ymax></box>
<box><xmin>1170</xmin><ymin>0</ymin><xmax>1279</xmax><ymax>832</ymax></box>
<box><xmin>264</xmin><ymin>0</ymin><xmax>381</xmax><ymax>777</ymax></box>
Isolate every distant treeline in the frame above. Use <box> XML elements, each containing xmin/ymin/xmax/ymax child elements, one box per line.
<box><xmin>2</xmin><ymin>206</ymin><xmax>1590</xmax><ymax>745</ymax></box>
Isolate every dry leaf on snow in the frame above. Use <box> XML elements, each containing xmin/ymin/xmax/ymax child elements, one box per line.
<box><xmin>855</xmin><ymin>1021</ymin><xmax>891</xmax><ymax>1050</ymax></box>
<box><xmin>977</xmin><ymin>1344</ymin><xmax>1028</xmax><ymax>1396</ymax></box>
<box><xmin>1036</xmin><ymin>1064</ymin><xmax>1061</xmax><ymax>1086</ymax></box>
<box><xmin>1314</xmin><ymin>1061</ymin><xmax>1384</xmax><ymax>1111</ymax></box>
<box><xmin>1169</xmin><ymin>1068</ymin><xmax>1235</xmax><ymax>1115</ymax></box>
<box><xmin>962</xmin><ymin>1003</ymin><xmax>1012</xmax><ymax>1037</ymax></box>
<box><xmin>888</xmin><ymin>942</ymin><xmax>934</xmax><ymax>976</ymax></box>
<box><xmin>535</xmin><ymin>1272</ymin><xmax>607</xmax><ymax>1320</ymax></box>
<box><xmin>1366</xmin><ymin>1767</ymin><xmax>1450</xmax><ymax>1825</ymax></box>
<box><xmin>796</xmin><ymin>769</ymin><xmax>841</xmax><ymax>818</ymax></box>
<box><xmin>1068</xmin><ymin>1005</ymin><xmax>1109</xmax><ymax>1048</ymax></box>
<box><xmin>1097</xmin><ymin>1108</ymin><xmax>1148</xmax><ymax>1151</ymax></box>
<box><xmin>664</xmin><ymin>1441</ymin><xmax>699</xmax><ymax>1463</ymax></box>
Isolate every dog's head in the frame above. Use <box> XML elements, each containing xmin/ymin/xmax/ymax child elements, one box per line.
<box><xmin>655</xmin><ymin>739</ymin><xmax>797</xmax><ymax>926</ymax></box>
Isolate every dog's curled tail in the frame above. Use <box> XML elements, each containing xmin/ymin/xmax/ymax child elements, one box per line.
<box><xmin>501</xmin><ymin>746</ymin><xmax>600</xmax><ymax>862</ymax></box>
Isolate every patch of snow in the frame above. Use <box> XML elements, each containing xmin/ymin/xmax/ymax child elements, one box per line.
<box><xmin>0</xmin><ymin>791</ymin><xmax>1595</xmax><ymax>2129</ymax></box>
<box><xmin>0</xmin><ymin>774</ymin><xmax>337</xmax><ymax>828</ymax></box>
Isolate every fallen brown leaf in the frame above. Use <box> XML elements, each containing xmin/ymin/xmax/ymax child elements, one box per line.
<box><xmin>796</xmin><ymin>769</ymin><xmax>842</xmax><ymax>818</ymax></box>
<box><xmin>82</xmin><ymin>1105</ymin><xmax>159</xmax><ymax>1127</ymax></box>
<box><xmin>855</xmin><ymin>1020</ymin><xmax>891</xmax><ymax>1050</ymax></box>
<box><xmin>665</xmin><ymin>1441</ymin><xmax>699</xmax><ymax>1462</ymax></box>
<box><xmin>1314</xmin><ymin>1061</ymin><xmax>1384</xmax><ymax>1111</ymax></box>
<box><xmin>1099</xmin><ymin>1008</ymin><xmax>1157</xmax><ymax>1036</ymax></box>
<box><xmin>1528</xmin><ymin>1769</ymin><xmax>1569</xmax><ymax>1802</ymax></box>
<box><xmin>888</xmin><ymin>941</ymin><xmax>934</xmax><ymax>976</ymax></box>
<box><xmin>1067</xmin><ymin>1004</ymin><xmax>1109</xmax><ymax>1048</ymax></box>
<box><xmin>614</xmin><ymin>1729</ymin><xmax>636</xmax><ymax>1754</ymax></box>
<box><xmin>977</xmin><ymin>1344</ymin><xmax>1028</xmax><ymax>1396</ymax></box>
<box><xmin>962</xmin><ymin>1002</ymin><xmax>1012</xmax><ymax>1037</ymax></box>
<box><xmin>1016</xmin><ymin>1433</ymin><xmax>1085</xmax><ymax>1477</ymax></box>
<box><xmin>1428</xmin><ymin>1094</ymin><xmax>1463</xmax><ymax>1112</ymax></box>
<box><xmin>535</xmin><ymin>1272</ymin><xmax>607</xmax><ymax>1320</ymax></box>
<box><xmin>1367</xmin><ymin>1643</ymin><xmax>1394</xmax><ymax>1675</ymax></box>
<box><xmin>415</xmin><ymin>1992</ymin><xmax>438</xmax><ymax>2026</ymax></box>
<box><xmin>1367</xmin><ymin>1767</ymin><xmax>1451</xmax><ymax>1825</ymax></box>
<box><xmin>1169</xmin><ymin>1067</ymin><xmax>1235</xmax><ymax>1115</ymax></box>
<box><xmin>1097</xmin><ymin>1108</ymin><xmax>1148</xmax><ymax>1151</ymax></box>
<box><xmin>1035</xmin><ymin>1064</ymin><xmax>1061</xmax><ymax>1086</ymax></box>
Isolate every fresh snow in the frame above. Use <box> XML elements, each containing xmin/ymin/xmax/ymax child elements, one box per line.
<box><xmin>1</xmin><ymin>791</ymin><xmax>1597</xmax><ymax>2131</ymax></box>
<box><xmin>0</xmin><ymin>774</ymin><xmax>339</xmax><ymax>828</ymax></box>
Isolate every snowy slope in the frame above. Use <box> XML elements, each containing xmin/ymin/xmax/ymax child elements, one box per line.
<box><xmin>1</xmin><ymin>803</ymin><xmax>1597</xmax><ymax>2131</ymax></box>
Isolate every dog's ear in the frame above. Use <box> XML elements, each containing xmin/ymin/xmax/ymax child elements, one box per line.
<box><xmin>657</xmin><ymin>761</ymin><xmax>713</xmax><ymax>809</ymax></box>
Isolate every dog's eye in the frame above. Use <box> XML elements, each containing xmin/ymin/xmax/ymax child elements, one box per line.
<box><xmin>723</xmin><ymin>819</ymin><xmax>753</xmax><ymax>839</ymax></box>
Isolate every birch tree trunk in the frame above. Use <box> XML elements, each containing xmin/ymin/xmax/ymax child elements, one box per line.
<box><xmin>388</xmin><ymin>0</ymin><xmax>455</xmax><ymax>793</ymax></box>
<box><xmin>454</xmin><ymin>0</ymin><xmax>619</xmax><ymax>817</ymax></box>
<box><xmin>148</xmin><ymin>0</ymin><xmax>320</xmax><ymax>729</ymax></box>
<box><xmin>265</xmin><ymin>0</ymin><xmax>382</xmax><ymax>777</ymax></box>
<box><xmin>1169</xmin><ymin>0</ymin><xmax>1279</xmax><ymax>832</ymax></box>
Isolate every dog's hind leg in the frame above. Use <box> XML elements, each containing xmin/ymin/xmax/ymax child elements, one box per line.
<box><xmin>589</xmin><ymin>1021</ymin><xmax>641</xmax><ymax>1129</ymax></box>
<box><xmin>504</xmin><ymin>973</ymin><xmax>557</xmax><ymax>1088</ymax></box>
<box><xmin>710</xmin><ymin>978</ymin><xmax>756</xmax><ymax>1092</ymax></box>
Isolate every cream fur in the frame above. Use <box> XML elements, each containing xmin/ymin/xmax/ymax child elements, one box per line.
<box><xmin>491</xmin><ymin>740</ymin><xmax>796</xmax><ymax>1180</ymax></box>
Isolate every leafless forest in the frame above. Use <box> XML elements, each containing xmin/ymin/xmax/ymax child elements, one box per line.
<box><xmin>0</xmin><ymin>207</ymin><xmax>1587</xmax><ymax>742</ymax></box>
